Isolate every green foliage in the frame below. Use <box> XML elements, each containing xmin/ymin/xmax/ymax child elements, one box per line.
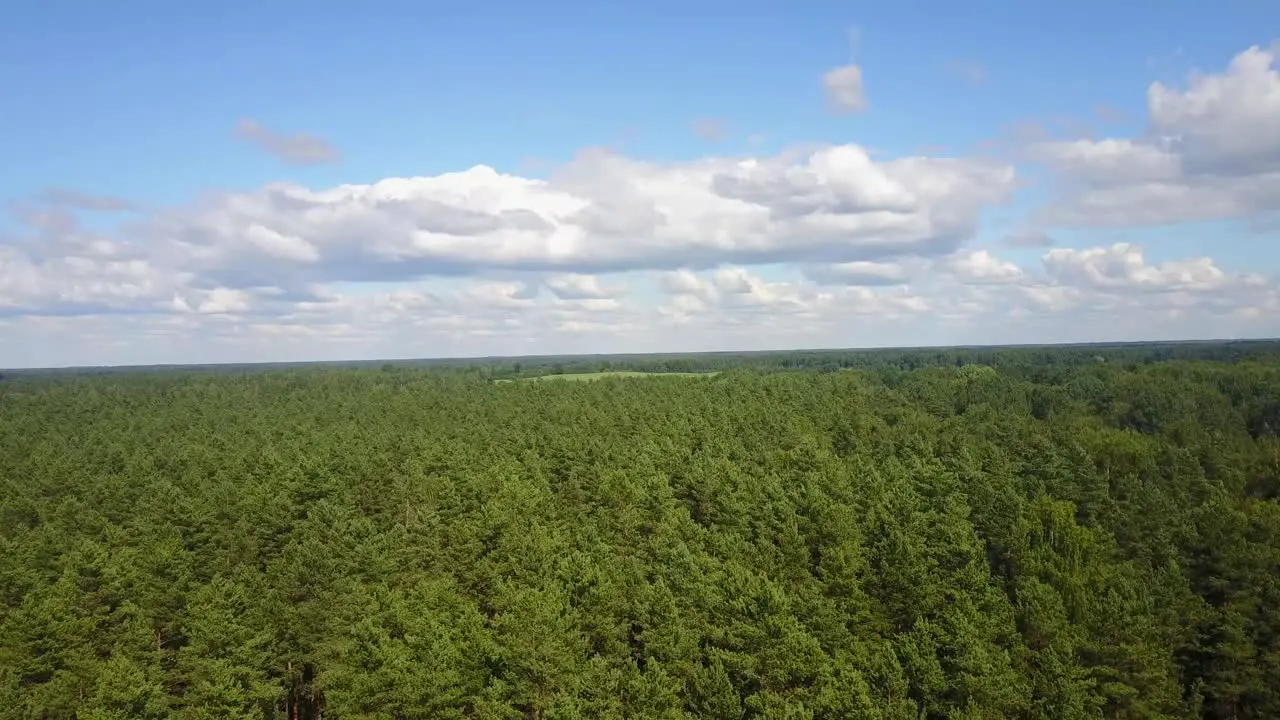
<box><xmin>2</xmin><ymin>345</ymin><xmax>1279</xmax><ymax>717</ymax></box>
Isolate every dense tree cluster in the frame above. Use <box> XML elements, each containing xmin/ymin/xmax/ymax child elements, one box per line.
<box><xmin>1</xmin><ymin>346</ymin><xmax>1278</xmax><ymax>718</ymax></box>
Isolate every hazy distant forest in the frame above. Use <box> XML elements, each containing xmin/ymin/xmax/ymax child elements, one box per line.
<box><xmin>2</xmin><ymin>342</ymin><xmax>1278</xmax><ymax>719</ymax></box>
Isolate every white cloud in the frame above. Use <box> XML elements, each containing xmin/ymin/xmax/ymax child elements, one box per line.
<box><xmin>544</xmin><ymin>273</ymin><xmax>624</xmax><ymax>300</ymax></box>
<box><xmin>1148</xmin><ymin>45</ymin><xmax>1280</xmax><ymax>175</ymax></box>
<box><xmin>805</xmin><ymin>260</ymin><xmax>909</xmax><ymax>286</ymax></box>
<box><xmin>244</xmin><ymin>224</ymin><xmax>323</xmax><ymax>263</ymax></box>
<box><xmin>2</xmin><ymin>249</ymin><xmax>1276</xmax><ymax>368</ymax></box>
<box><xmin>1041</xmin><ymin>243</ymin><xmax>1258</xmax><ymax>292</ymax></box>
<box><xmin>87</xmin><ymin>144</ymin><xmax>1014</xmax><ymax>294</ymax></box>
<box><xmin>193</xmin><ymin>287</ymin><xmax>253</xmax><ymax>315</ymax></box>
<box><xmin>657</xmin><ymin>267</ymin><xmax>931</xmax><ymax>330</ymax></box>
<box><xmin>1028</xmin><ymin>138</ymin><xmax>1181</xmax><ymax>187</ymax></box>
<box><xmin>461</xmin><ymin>282</ymin><xmax>539</xmax><ymax>310</ymax></box>
<box><xmin>1033</xmin><ymin>44</ymin><xmax>1280</xmax><ymax>227</ymax></box>
<box><xmin>807</xmin><ymin>249</ymin><xmax>1024</xmax><ymax>287</ymax></box>
<box><xmin>945</xmin><ymin>250</ymin><xmax>1025</xmax><ymax>284</ymax></box>
<box><xmin>0</xmin><ymin>246</ymin><xmax>191</xmax><ymax>314</ymax></box>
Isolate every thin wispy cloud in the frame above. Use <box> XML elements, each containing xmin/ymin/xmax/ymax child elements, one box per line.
<box><xmin>945</xmin><ymin>59</ymin><xmax>987</xmax><ymax>86</ymax></box>
<box><xmin>823</xmin><ymin>65</ymin><xmax>867</xmax><ymax>113</ymax></box>
<box><xmin>1005</xmin><ymin>230</ymin><xmax>1055</xmax><ymax>248</ymax></box>
<box><xmin>235</xmin><ymin>119</ymin><xmax>341</xmax><ymax>166</ymax></box>
<box><xmin>692</xmin><ymin>117</ymin><xmax>728</xmax><ymax>141</ymax></box>
<box><xmin>38</xmin><ymin>188</ymin><xmax>134</xmax><ymax>212</ymax></box>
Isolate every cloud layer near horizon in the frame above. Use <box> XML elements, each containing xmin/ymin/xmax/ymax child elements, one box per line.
<box><xmin>2</xmin><ymin>43</ymin><xmax>1279</xmax><ymax>367</ymax></box>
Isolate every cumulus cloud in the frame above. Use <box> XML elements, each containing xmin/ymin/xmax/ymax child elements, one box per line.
<box><xmin>235</xmin><ymin>118</ymin><xmax>341</xmax><ymax>166</ymax></box>
<box><xmin>101</xmin><ymin>144</ymin><xmax>1016</xmax><ymax>293</ymax></box>
<box><xmin>658</xmin><ymin>266</ymin><xmax>929</xmax><ymax>323</ymax></box>
<box><xmin>0</xmin><ymin>247</ymin><xmax>191</xmax><ymax>315</ymax></box>
<box><xmin>3</xmin><ymin>243</ymin><xmax>1276</xmax><ymax>367</ymax></box>
<box><xmin>1032</xmin><ymin>44</ymin><xmax>1280</xmax><ymax>227</ymax></box>
<box><xmin>1041</xmin><ymin>243</ymin><xmax>1259</xmax><ymax>293</ymax></box>
<box><xmin>1148</xmin><ymin>46</ymin><xmax>1280</xmax><ymax>174</ymax></box>
<box><xmin>945</xmin><ymin>250</ymin><xmax>1025</xmax><ymax>284</ymax></box>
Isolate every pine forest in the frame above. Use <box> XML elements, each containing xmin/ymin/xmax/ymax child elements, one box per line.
<box><xmin>1</xmin><ymin>342</ymin><xmax>1279</xmax><ymax>719</ymax></box>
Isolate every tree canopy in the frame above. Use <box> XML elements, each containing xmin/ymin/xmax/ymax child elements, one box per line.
<box><xmin>2</xmin><ymin>343</ymin><xmax>1278</xmax><ymax>718</ymax></box>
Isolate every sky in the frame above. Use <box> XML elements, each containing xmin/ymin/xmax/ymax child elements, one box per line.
<box><xmin>1</xmin><ymin>0</ymin><xmax>1278</xmax><ymax>368</ymax></box>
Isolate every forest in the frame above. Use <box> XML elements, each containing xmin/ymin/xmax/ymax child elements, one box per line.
<box><xmin>1</xmin><ymin>342</ymin><xmax>1278</xmax><ymax>719</ymax></box>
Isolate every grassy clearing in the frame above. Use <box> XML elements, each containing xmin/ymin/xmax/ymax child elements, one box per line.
<box><xmin>496</xmin><ymin>371</ymin><xmax>719</xmax><ymax>383</ymax></box>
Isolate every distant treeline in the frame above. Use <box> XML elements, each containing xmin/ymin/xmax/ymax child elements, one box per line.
<box><xmin>481</xmin><ymin>340</ymin><xmax>1280</xmax><ymax>380</ymax></box>
<box><xmin>6</xmin><ymin>339</ymin><xmax>1280</xmax><ymax>380</ymax></box>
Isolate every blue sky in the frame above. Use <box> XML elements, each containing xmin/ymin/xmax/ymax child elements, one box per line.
<box><xmin>1</xmin><ymin>1</ymin><xmax>1278</xmax><ymax>367</ymax></box>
